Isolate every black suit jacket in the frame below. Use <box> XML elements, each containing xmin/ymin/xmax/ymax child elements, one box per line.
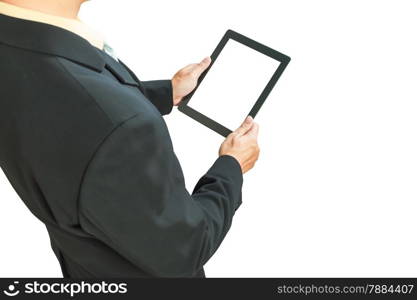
<box><xmin>0</xmin><ymin>13</ymin><xmax>243</xmax><ymax>277</ymax></box>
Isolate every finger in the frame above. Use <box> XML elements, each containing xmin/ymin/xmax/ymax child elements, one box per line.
<box><xmin>192</xmin><ymin>57</ymin><xmax>212</xmax><ymax>76</ymax></box>
<box><xmin>234</xmin><ymin>116</ymin><xmax>254</xmax><ymax>136</ymax></box>
<box><xmin>246</xmin><ymin>122</ymin><xmax>259</xmax><ymax>138</ymax></box>
<box><xmin>177</xmin><ymin>64</ymin><xmax>195</xmax><ymax>75</ymax></box>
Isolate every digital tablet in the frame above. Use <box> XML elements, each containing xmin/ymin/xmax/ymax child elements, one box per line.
<box><xmin>178</xmin><ymin>29</ymin><xmax>291</xmax><ymax>137</ymax></box>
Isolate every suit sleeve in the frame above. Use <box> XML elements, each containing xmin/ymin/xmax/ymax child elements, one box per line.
<box><xmin>78</xmin><ymin>114</ymin><xmax>243</xmax><ymax>277</ymax></box>
<box><xmin>139</xmin><ymin>80</ymin><xmax>173</xmax><ymax>115</ymax></box>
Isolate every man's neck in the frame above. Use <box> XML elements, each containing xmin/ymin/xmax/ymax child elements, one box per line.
<box><xmin>0</xmin><ymin>0</ymin><xmax>83</xmax><ymax>19</ymax></box>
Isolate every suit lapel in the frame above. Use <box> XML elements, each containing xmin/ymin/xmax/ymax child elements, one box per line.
<box><xmin>98</xmin><ymin>50</ymin><xmax>139</xmax><ymax>87</ymax></box>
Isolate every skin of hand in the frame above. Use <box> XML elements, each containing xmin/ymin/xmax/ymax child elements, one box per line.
<box><xmin>171</xmin><ymin>57</ymin><xmax>212</xmax><ymax>106</ymax></box>
<box><xmin>219</xmin><ymin>116</ymin><xmax>260</xmax><ymax>174</ymax></box>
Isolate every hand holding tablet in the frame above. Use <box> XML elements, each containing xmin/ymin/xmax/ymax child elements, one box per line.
<box><xmin>178</xmin><ymin>29</ymin><xmax>291</xmax><ymax>137</ymax></box>
<box><xmin>219</xmin><ymin>115</ymin><xmax>260</xmax><ymax>174</ymax></box>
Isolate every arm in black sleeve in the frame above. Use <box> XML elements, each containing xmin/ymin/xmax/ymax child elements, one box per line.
<box><xmin>78</xmin><ymin>114</ymin><xmax>243</xmax><ymax>277</ymax></box>
<box><xmin>139</xmin><ymin>80</ymin><xmax>173</xmax><ymax>115</ymax></box>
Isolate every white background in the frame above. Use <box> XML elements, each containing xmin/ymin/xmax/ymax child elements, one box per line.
<box><xmin>1</xmin><ymin>0</ymin><xmax>416</xmax><ymax>277</ymax></box>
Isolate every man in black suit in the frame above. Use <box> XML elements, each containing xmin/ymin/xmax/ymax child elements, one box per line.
<box><xmin>0</xmin><ymin>0</ymin><xmax>259</xmax><ymax>277</ymax></box>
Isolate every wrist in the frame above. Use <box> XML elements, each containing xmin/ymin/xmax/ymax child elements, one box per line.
<box><xmin>171</xmin><ymin>79</ymin><xmax>182</xmax><ymax>106</ymax></box>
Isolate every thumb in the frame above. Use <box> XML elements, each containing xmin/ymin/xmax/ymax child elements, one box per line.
<box><xmin>234</xmin><ymin>116</ymin><xmax>254</xmax><ymax>136</ymax></box>
<box><xmin>192</xmin><ymin>56</ymin><xmax>211</xmax><ymax>76</ymax></box>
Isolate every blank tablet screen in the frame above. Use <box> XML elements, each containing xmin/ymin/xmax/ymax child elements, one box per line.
<box><xmin>186</xmin><ymin>39</ymin><xmax>281</xmax><ymax>131</ymax></box>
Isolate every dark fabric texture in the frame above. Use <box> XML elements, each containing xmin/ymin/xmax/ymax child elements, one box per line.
<box><xmin>0</xmin><ymin>13</ymin><xmax>243</xmax><ymax>277</ymax></box>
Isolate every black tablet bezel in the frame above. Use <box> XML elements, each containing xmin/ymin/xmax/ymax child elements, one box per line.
<box><xmin>178</xmin><ymin>29</ymin><xmax>291</xmax><ymax>137</ymax></box>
